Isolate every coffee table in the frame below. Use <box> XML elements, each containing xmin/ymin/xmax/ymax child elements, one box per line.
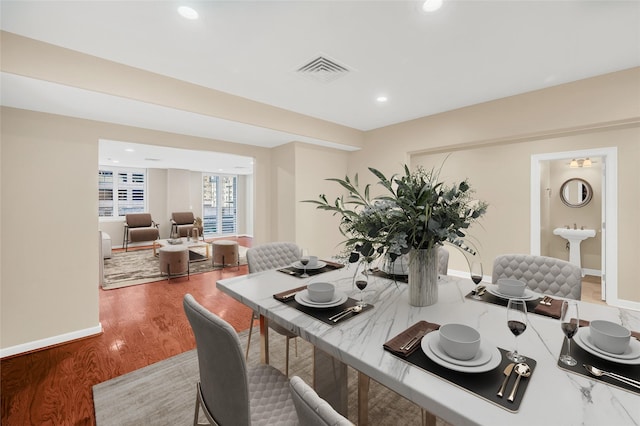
<box><xmin>152</xmin><ymin>238</ymin><xmax>210</xmax><ymax>262</ymax></box>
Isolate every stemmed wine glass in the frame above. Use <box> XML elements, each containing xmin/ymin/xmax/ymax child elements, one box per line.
<box><xmin>470</xmin><ymin>261</ymin><xmax>484</xmax><ymax>299</ymax></box>
<box><xmin>506</xmin><ymin>299</ymin><xmax>528</xmax><ymax>362</ymax></box>
<box><xmin>300</xmin><ymin>248</ymin><xmax>310</xmax><ymax>278</ymax></box>
<box><xmin>559</xmin><ymin>300</ymin><xmax>579</xmax><ymax>366</ymax></box>
<box><xmin>355</xmin><ymin>263</ymin><xmax>369</xmax><ymax>307</ymax></box>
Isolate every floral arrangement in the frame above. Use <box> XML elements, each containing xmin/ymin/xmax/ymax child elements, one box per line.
<box><xmin>305</xmin><ymin>164</ymin><xmax>488</xmax><ymax>265</ymax></box>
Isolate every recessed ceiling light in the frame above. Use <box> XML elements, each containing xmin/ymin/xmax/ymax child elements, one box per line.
<box><xmin>422</xmin><ymin>0</ymin><xmax>443</xmax><ymax>13</ymax></box>
<box><xmin>178</xmin><ymin>6</ymin><xmax>199</xmax><ymax>20</ymax></box>
<box><xmin>124</xmin><ymin>148</ymin><xmax>135</xmax><ymax>152</ymax></box>
<box><xmin>376</xmin><ymin>96</ymin><xmax>388</xmax><ymax>103</ymax></box>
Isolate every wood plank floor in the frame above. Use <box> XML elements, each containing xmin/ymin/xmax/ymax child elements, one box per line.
<box><xmin>1</xmin><ymin>237</ymin><xmax>253</xmax><ymax>426</ymax></box>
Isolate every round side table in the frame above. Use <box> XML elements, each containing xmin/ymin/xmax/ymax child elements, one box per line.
<box><xmin>159</xmin><ymin>245</ymin><xmax>189</xmax><ymax>281</ymax></box>
<box><xmin>213</xmin><ymin>240</ymin><xmax>239</xmax><ymax>268</ymax></box>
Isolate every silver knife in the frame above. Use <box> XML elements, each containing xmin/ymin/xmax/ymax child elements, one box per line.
<box><xmin>329</xmin><ymin>306</ymin><xmax>354</xmax><ymax>321</ymax></box>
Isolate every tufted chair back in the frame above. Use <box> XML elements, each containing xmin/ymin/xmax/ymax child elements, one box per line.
<box><xmin>437</xmin><ymin>246</ymin><xmax>449</xmax><ymax>276</ymax></box>
<box><xmin>491</xmin><ymin>254</ymin><xmax>582</xmax><ymax>300</ymax></box>
<box><xmin>289</xmin><ymin>376</ymin><xmax>353</xmax><ymax>426</ymax></box>
<box><xmin>246</xmin><ymin>242</ymin><xmax>301</xmax><ymax>273</ymax></box>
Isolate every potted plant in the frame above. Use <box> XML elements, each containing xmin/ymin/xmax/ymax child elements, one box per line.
<box><xmin>305</xmin><ymin>164</ymin><xmax>487</xmax><ymax>306</ymax></box>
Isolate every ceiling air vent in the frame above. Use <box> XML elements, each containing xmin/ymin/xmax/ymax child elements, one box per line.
<box><xmin>296</xmin><ymin>55</ymin><xmax>351</xmax><ymax>83</ymax></box>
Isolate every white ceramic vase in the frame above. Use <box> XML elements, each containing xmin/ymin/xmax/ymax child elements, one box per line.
<box><xmin>408</xmin><ymin>248</ymin><xmax>438</xmax><ymax>306</ymax></box>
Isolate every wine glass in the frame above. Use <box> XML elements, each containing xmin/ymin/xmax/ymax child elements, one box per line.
<box><xmin>506</xmin><ymin>299</ymin><xmax>528</xmax><ymax>362</ymax></box>
<box><xmin>559</xmin><ymin>300</ymin><xmax>579</xmax><ymax>366</ymax></box>
<box><xmin>355</xmin><ymin>263</ymin><xmax>369</xmax><ymax>307</ymax></box>
<box><xmin>300</xmin><ymin>248</ymin><xmax>310</xmax><ymax>278</ymax></box>
<box><xmin>470</xmin><ymin>261</ymin><xmax>484</xmax><ymax>299</ymax></box>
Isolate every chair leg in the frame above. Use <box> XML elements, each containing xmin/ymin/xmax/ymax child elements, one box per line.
<box><xmin>421</xmin><ymin>409</ymin><xmax>437</xmax><ymax>426</ymax></box>
<box><xmin>245</xmin><ymin>312</ymin><xmax>256</xmax><ymax>360</ymax></box>
<box><xmin>193</xmin><ymin>385</ymin><xmax>201</xmax><ymax>426</ymax></box>
<box><xmin>285</xmin><ymin>336</ymin><xmax>290</xmax><ymax>377</ymax></box>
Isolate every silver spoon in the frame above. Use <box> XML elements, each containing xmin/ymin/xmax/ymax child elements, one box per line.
<box><xmin>331</xmin><ymin>305</ymin><xmax>363</xmax><ymax>322</ymax></box>
<box><xmin>507</xmin><ymin>363</ymin><xmax>531</xmax><ymax>402</ymax></box>
<box><xmin>583</xmin><ymin>364</ymin><xmax>640</xmax><ymax>389</ymax></box>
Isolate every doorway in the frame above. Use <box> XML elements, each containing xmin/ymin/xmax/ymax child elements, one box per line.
<box><xmin>530</xmin><ymin>147</ymin><xmax>618</xmax><ymax>303</ymax></box>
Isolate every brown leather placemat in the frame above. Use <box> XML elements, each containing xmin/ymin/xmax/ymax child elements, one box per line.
<box><xmin>466</xmin><ymin>290</ymin><xmax>544</xmax><ymax>315</ymax></box>
<box><xmin>277</xmin><ymin>259</ymin><xmax>345</xmax><ymax>278</ymax></box>
<box><xmin>384</xmin><ymin>323</ymin><xmax>536</xmax><ymax>412</ymax></box>
<box><xmin>556</xmin><ymin>337</ymin><xmax>640</xmax><ymax>395</ymax></box>
<box><xmin>369</xmin><ymin>267</ymin><xmax>409</xmax><ymax>283</ymax></box>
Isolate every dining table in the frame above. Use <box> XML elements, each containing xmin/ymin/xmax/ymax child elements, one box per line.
<box><xmin>216</xmin><ymin>262</ymin><xmax>640</xmax><ymax>426</ymax></box>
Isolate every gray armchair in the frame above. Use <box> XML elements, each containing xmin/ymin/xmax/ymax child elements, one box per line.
<box><xmin>183</xmin><ymin>294</ymin><xmax>297</xmax><ymax>426</ymax></box>
<box><xmin>492</xmin><ymin>254</ymin><xmax>582</xmax><ymax>299</ymax></box>
<box><xmin>123</xmin><ymin>213</ymin><xmax>159</xmax><ymax>251</ymax></box>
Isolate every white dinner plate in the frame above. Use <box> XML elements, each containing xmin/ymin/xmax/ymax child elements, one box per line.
<box><xmin>292</xmin><ymin>260</ymin><xmax>327</xmax><ymax>270</ymax></box>
<box><xmin>427</xmin><ymin>332</ymin><xmax>493</xmax><ymax>367</ymax></box>
<box><xmin>574</xmin><ymin>328</ymin><xmax>640</xmax><ymax>364</ymax></box>
<box><xmin>421</xmin><ymin>332</ymin><xmax>502</xmax><ymax>373</ymax></box>
<box><xmin>486</xmin><ymin>284</ymin><xmax>540</xmax><ymax>302</ymax></box>
<box><xmin>295</xmin><ymin>290</ymin><xmax>347</xmax><ymax>308</ymax></box>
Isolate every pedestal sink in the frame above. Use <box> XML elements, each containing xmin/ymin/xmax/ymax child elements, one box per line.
<box><xmin>553</xmin><ymin>228</ymin><xmax>596</xmax><ymax>268</ymax></box>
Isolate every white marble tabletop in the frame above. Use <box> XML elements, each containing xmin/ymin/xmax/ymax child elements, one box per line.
<box><xmin>217</xmin><ymin>266</ymin><xmax>640</xmax><ymax>426</ymax></box>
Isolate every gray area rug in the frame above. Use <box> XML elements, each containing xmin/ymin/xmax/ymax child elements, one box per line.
<box><xmin>93</xmin><ymin>329</ymin><xmax>448</xmax><ymax>425</ymax></box>
<box><xmin>102</xmin><ymin>245</ymin><xmax>248</xmax><ymax>290</ymax></box>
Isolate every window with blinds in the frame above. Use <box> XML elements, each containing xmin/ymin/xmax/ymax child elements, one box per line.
<box><xmin>203</xmin><ymin>174</ymin><xmax>237</xmax><ymax>236</ymax></box>
<box><xmin>98</xmin><ymin>167</ymin><xmax>147</xmax><ymax>217</ymax></box>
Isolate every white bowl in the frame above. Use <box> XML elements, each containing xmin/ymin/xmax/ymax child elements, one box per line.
<box><xmin>497</xmin><ymin>278</ymin><xmax>526</xmax><ymax>297</ymax></box>
<box><xmin>438</xmin><ymin>323</ymin><xmax>481</xmax><ymax>360</ymax></box>
<box><xmin>589</xmin><ymin>320</ymin><xmax>631</xmax><ymax>354</ymax></box>
<box><xmin>306</xmin><ymin>282</ymin><xmax>335</xmax><ymax>303</ymax></box>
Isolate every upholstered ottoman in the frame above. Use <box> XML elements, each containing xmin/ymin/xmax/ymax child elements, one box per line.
<box><xmin>213</xmin><ymin>240</ymin><xmax>239</xmax><ymax>268</ymax></box>
<box><xmin>159</xmin><ymin>245</ymin><xmax>189</xmax><ymax>280</ymax></box>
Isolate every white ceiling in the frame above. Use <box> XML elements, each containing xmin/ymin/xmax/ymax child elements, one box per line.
<box><xmin>1</xmin><ymin>0</ymin><xmax>639</xmax><ymax>170</ymax></box>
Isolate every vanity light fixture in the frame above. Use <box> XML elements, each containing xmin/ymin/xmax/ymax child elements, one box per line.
<box><xmin>569</xmin><ymin>158</ymin><xmax>592</xmax><ymax>168</ymax></box>
<box><xmin>178</xmin><ymin>6</ymin><xmax>199</xmax><ymax>20</ymax></box>
<box><xmin>422</xmin><ymin>0</ymin><xmax>443</xmax><ymax>12</ymax></box>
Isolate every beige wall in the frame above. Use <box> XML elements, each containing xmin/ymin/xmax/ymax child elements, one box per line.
<box><xmin>294</xmin><ymin>143</ymin><xmax>350</xmax><ymax>259</ymax></box>
<box><xmin>2</xmin><ymin>30</ymin><xmax>639</xmax><ymax>354</ymax></box>
<box><xmin>0</xmin><ymin>107</ymin><xmax>274</xmax><ymax>352</ymax></box>
<box><xmin>1</xmin><ymin>108</ymin><xmax>101</xmax><ymax>349</ymax></box>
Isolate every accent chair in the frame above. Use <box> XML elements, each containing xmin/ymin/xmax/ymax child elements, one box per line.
<box><xmin>123</xmin><ymin>213</ymin><xmax>159</xmax><ymax>251</ymax></box>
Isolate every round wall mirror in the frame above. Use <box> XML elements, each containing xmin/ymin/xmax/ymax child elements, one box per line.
<box><xmin>560</xmin><ymin>178</ymin><xmax>593</xmax><ymax>208</ymax></box>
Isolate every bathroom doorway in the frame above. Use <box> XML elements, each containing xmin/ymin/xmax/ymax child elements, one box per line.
<box><xmin>530</xmin><ymin>147</ymin><xmax>618</xmax><ymax>303</ymax></box>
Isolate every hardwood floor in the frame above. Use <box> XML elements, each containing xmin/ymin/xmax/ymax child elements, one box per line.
<box><xmin>1</xmin><ymin>237</ymin><xmax>253</xmax><ymax>426</ymax></box>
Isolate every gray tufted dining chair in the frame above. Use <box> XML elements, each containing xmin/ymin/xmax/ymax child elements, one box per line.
<box><xmin>183</xmin><ymin>294</ymin><xmax>297</xmax><ymax>426</ymax></box>
<box><xmin>491</xmin><ymin>254</ymin><xmax>582</xmax><ymax>300</ymax></box>
<box><xmin>437</xmin><ymin>246</ymin><xmax>449</xmax><ymax>276</ymax></box>
<box><xmin>245</xmin><ymin>242</ymin><xmax>301</xmax><ymax>375</ymax></box>
<box><xmin>289</xmin><ymin>376</ymin><xmax>353</xmax><ymax>426</ymax></box>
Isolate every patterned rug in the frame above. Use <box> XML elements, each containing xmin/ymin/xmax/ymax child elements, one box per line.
<box><xmin>102</xmin><ymin>245</ymin><xmax>248</xmax><ymax>290</ymax></box>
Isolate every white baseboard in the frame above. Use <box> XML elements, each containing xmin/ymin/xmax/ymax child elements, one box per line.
<box><xmin>0</xmin><ymin>323</ymin><xmax>103</xmax><ymax>359</ymax></box>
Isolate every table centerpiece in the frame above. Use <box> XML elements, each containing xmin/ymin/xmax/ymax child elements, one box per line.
<box><xmin>305</xmin><ymin>164</ymin><xmax>487</xmax><ymax>306</ymax></box>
